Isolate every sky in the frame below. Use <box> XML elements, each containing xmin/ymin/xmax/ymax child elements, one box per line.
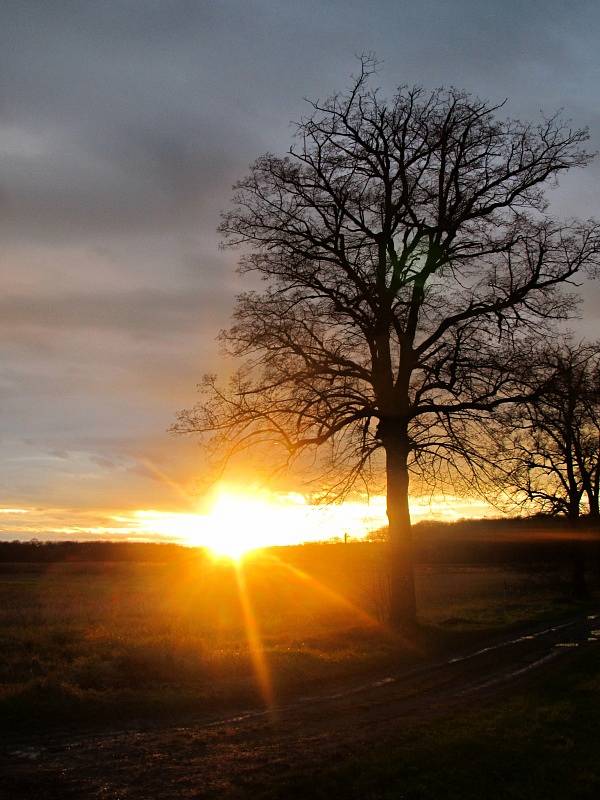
<box><xmin>1</xmin><ymin>0</ymin><xmax>600</xmax><ymax>539</ymax></box>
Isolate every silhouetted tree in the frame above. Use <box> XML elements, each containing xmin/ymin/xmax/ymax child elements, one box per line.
<box><xmin>492</xmin><ymin>342</ymin><xmax>600</xmax><ymax>595</ymax></box>
<box><xmin>175</xmin><ymin>61</ymin><xmax>600</xmax><ymax>628</ymax></box>
<box><xmin>496</xmin><ymin>342</ymin><xmax>600</xmax><ymax>519</ymax></box>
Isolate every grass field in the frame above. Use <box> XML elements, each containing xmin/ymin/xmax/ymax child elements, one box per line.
<box><xmin>264</xmin><ymin>645</ymin><xmax>600</xmax><ymax>800</ymax></box>
<box><xmin>0</xmin><ymin>542</ymin><xmax>584</xmax><ymax>734</ymax></box>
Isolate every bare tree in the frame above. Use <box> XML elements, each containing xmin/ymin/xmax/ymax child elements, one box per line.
<box><xmin>175</xmin><ymin>61</ymin><xmax>600</xmax><ymax>628</ymax></box>
<box><xmin>494</xmin><ymin>342</ymin><xmax>600</xmax><ymax>520</ymax></box>
<box><xmin>490</xmin><ymin>341</ymin><xmax>600</xmax><ymax>596</ymax></box>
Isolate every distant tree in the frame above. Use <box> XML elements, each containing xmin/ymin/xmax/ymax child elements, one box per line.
<box><xmin>495</xmin><ymin>342</ymin><xmax>600</xmax><ymax>521</ymax></box>
<box><xmin>175</xmin><ymin>60</ymin><xmax>600</xmax><ymax>628</ymax></box>
<box><xmin>491</xmin><ymin>342</ymin><xmax>600</xmax><ymax>595</ymax></box>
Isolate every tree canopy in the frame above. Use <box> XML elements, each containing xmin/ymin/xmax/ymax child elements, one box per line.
<box><xmin>177</xmin><ymin>63</ymin><xmax>599</xmax><ymax>493</ymax></box>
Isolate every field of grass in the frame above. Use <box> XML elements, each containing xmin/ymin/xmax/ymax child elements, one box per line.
<box><xmin>0</xmin><ymin>542</ymin><xmax>586</xmax><ymax>734</ymax></box>
<box><xmin>266</xmin><ymin>644</ymin><xmax>600</xmax><ymax>799</ymax></box>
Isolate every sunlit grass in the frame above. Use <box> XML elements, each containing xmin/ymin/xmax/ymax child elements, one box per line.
<box><xmin>0</xmin><ymin>547</ymin><xmax>578</xmax><ymax>733</ymax></box>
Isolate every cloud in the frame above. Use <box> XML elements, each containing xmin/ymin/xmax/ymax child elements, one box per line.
<box><xmin>0</xmin><ymin>288</ymin><xmax>213</xmax><ymax>337</ymax></box>
<box><xmin>0</xmin><ymin>0</ymin><xmax>599</xmax><ymax>515</ymax></box>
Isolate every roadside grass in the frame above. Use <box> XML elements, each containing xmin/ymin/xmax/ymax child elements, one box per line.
<box><xmin>0</xmin><ymin>546</ymin><xmax>590</xmax><ymax>734</ymax></box>
<box><xmin>268</xmin><ymin>645</ymin><xmax>600</xmax><ymax>799</ymax></box>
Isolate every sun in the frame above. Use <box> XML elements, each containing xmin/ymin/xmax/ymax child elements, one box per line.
<box><xmin>202</xmin><ymin>494</ymin><xmax>260</xmax><ymax>559</ymax></box>
<box><xmin>128</xmin><ymin>487</ymin><xmax>296</xmax><ymax>558</ymax></box>
<box><xmin>127</xmin><ymin>483</ymin><xmax>403</xmax><ymax>555</ymax></box>
<box><xmin>201</xmin><ymin>487</ymin><xmax>288</xmax><ymax>560</ymax></box>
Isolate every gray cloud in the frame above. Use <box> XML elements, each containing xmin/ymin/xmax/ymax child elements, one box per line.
<box><xmin>1</xmin><ymin>0</ymin><xmax>599</xmax><ymax>513</ymax></box>
<box><xmin>0</xmin><ymin>288</ymin><xmax>216</xmax><ymax>336</ymax></box>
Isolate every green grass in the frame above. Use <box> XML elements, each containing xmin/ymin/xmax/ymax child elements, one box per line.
<box><xmin>267</xmin><ymin>645</ymin><xmax>600</xmax><ymax>799</ymax></box>
<box><xmin>0</xmin><ymin>548</ymin><xmax>585</xmax><ymax>734</ymax></box>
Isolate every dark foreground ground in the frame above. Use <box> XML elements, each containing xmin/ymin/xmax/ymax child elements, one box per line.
<box><xmin>1</xmin><ymin>542</ymin><xmax>600</xmax><ymax>798</ymax></box>
<box><xmin>2</xmin><ymin>610</ymin><xmax>600</xmax><ymax>799</ymax></box>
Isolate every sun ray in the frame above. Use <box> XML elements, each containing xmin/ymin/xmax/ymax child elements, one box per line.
<box><xmin>258</xmin><ymin>552</ymin><xmax>416</xmax><ymax>645</ymax></box>
<box><xmin>266</xmin><ymin>556</ymin><xmax>384</xmax><ymax>629</ymax></box>
<box><xmin>137</xmin><ymin>458</ymin><xmax>197</xmax><ymax>507</ymax></box>
<box><xmin>233</xmin><ymin>560</ymin><xmax>276</xmax><ymax>713</ymax></box>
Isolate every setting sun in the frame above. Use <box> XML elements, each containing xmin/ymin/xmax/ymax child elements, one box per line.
<box><xmin>101</xmin><ymin>487</ymin><xmax>498</xmax><ymax>556</ymax></box>
<box><xmin>201</xmin><ymin>488</ymin><xmax>290</xmax><ymax>559</ymax></box>
<box><xmin>120</xmin><ymin>485</ymin><xmax>389</xmax><ymax>555</ymax></box>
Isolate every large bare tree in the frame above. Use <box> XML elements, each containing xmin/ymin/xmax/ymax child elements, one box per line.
<box><xmin>175</xmin><ymin>62</ymin><xmax>600</xmax><ymax>628</ymax></box>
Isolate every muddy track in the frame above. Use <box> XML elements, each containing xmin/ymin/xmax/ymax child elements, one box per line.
<box><xmin>2</xmin><ymin>612</ymin><xmax>599</xmax><ymax>799</ymax></box>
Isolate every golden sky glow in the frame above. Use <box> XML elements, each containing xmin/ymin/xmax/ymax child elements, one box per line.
<box><xmin>2</xmin><ymin>2</ymin><xmax>599</xmax><ymax>548</ymax></box>
<box><xmin>0</xmin><ymin>485</ymin><xmax>496</xmax><ymax>552</ymax></box>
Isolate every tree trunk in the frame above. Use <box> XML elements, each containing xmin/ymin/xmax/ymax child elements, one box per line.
<box><xmin>385</xmin><ymin>433</ymin><xmax>417</xmax><ymax>630</ymax></box>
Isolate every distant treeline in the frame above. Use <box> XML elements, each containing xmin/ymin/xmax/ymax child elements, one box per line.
<box><xmin>397</xmin><ymin>515</ymin><xmax>600</xmax><ymax>567</ymax></box>
<box><xmin>0</xmin><ymin>515</ymin><xmax>598</xmax><ymax>566</ymax></box>
<box><xmin>412</xmin><ymin>514</ymin><xmax>600</xmax><ymax>538</ymax></box>
<box><xmin>0</xmin><ymin>540</ymin><xmax>194</xmax><ymax>563</ymax></box>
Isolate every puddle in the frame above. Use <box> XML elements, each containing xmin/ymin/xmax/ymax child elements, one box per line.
<box><xmin>371</xmin><ymin>677</ymin><xmax>395</xmax><ymax>688</ymax></box>
<box><xmin>448</xmin><ymin>621</ymin><xmax>575</xmax><ymax>665</ymax></box>
<box><xmin>10</xmin><ymin>748</ymin><xmax>43</xmax><ymax>760</ymax></box>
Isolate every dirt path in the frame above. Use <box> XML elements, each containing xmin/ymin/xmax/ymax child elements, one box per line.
<box><xmin>2</xmin><ymin>612</ymin><xmax>599</xmax><ymax>799</ymax></box>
